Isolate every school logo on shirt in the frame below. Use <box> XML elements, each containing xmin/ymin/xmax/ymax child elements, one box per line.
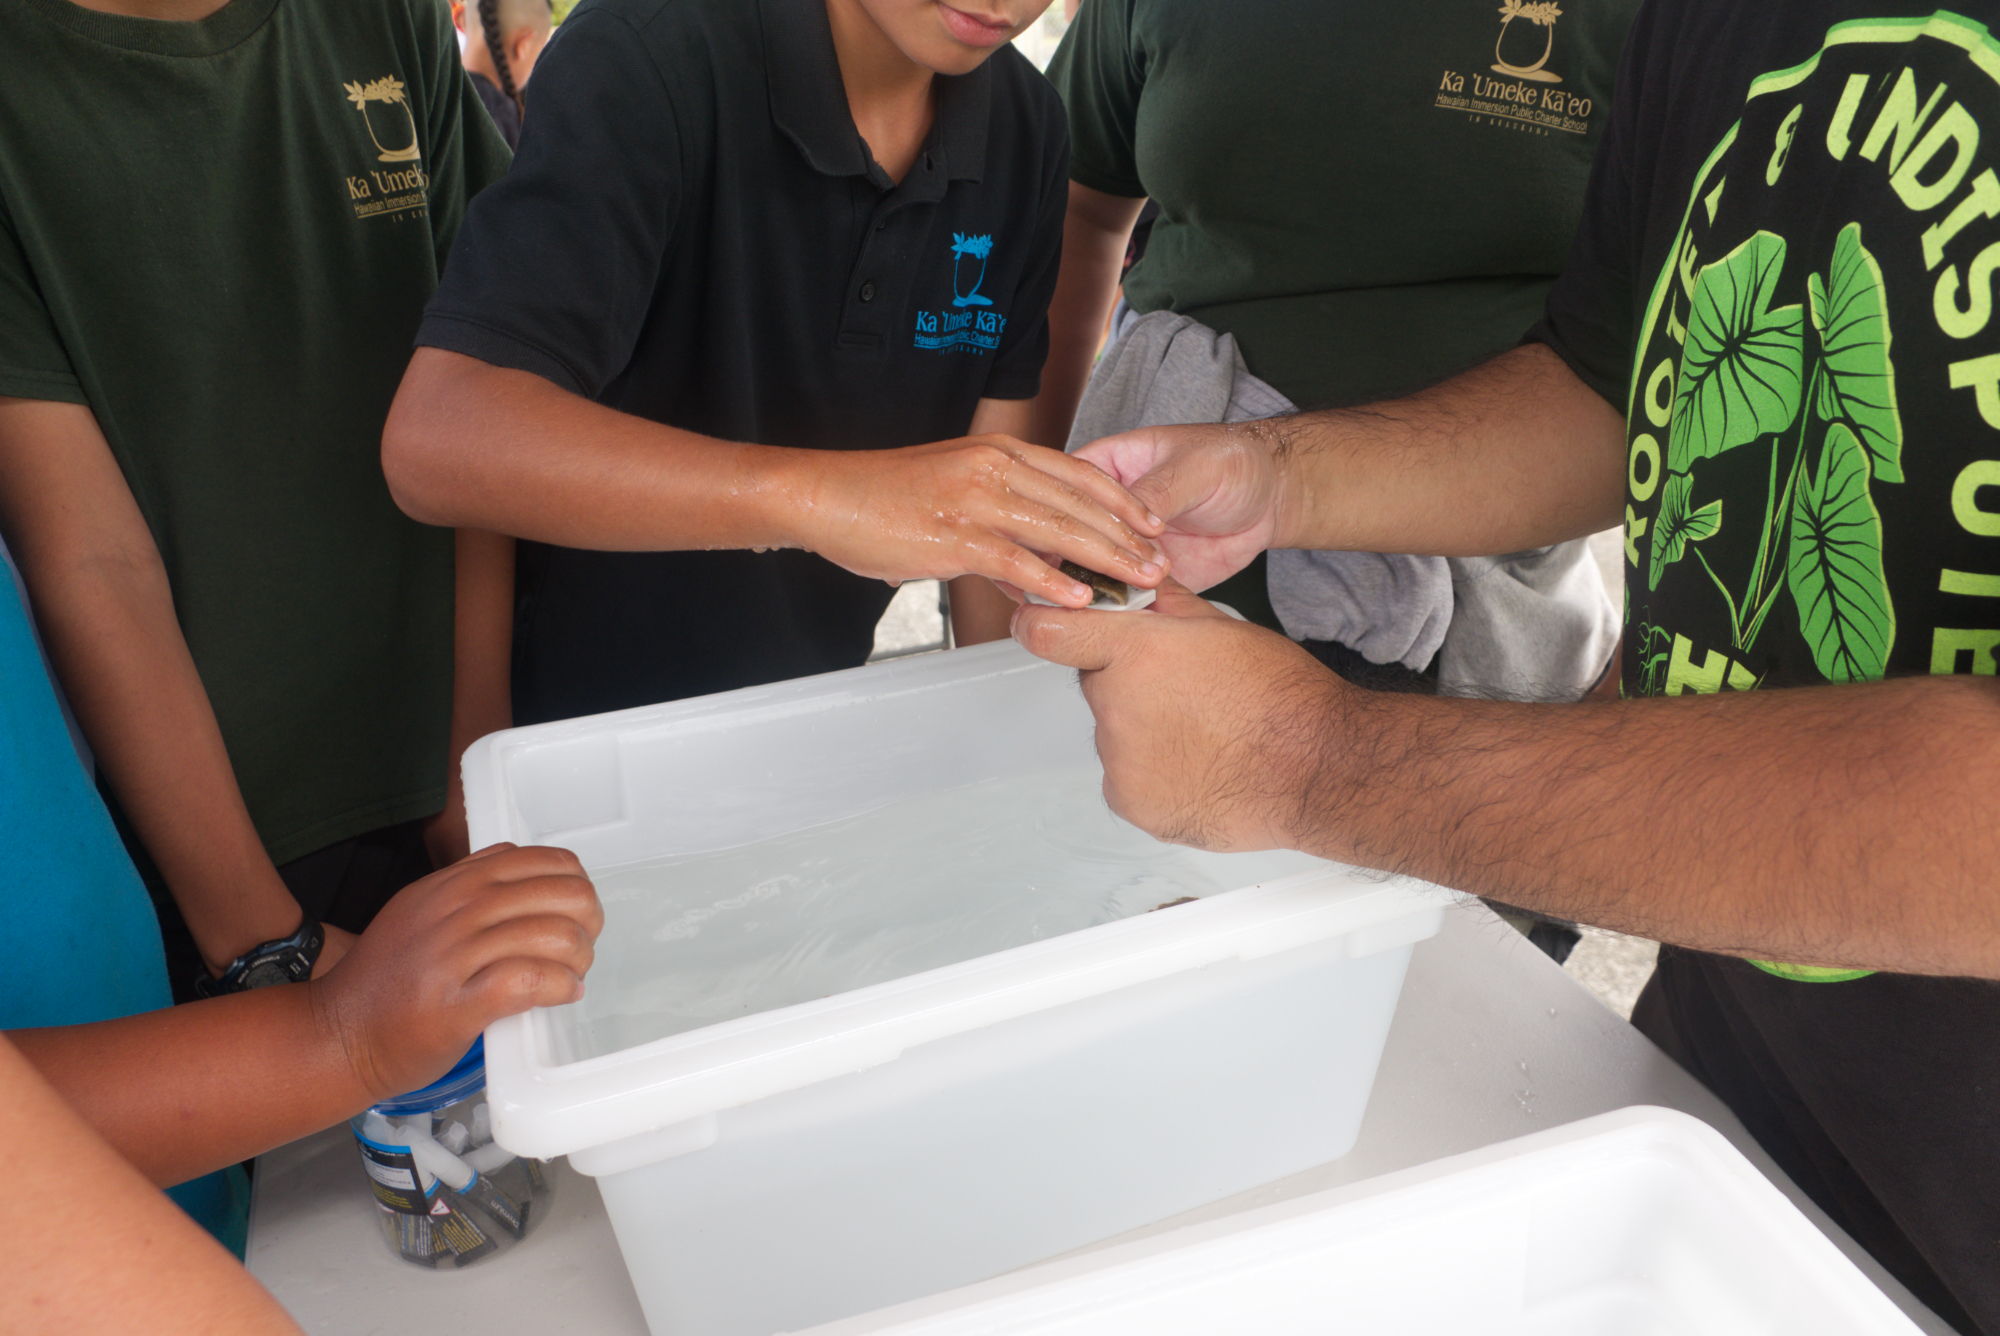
<box><xmin>1433</xmin><ymin>1</ymin><xmax>1597</xmax><ymax>136</ymax></box>
<box><xmin>1492</xmin><ymin>0</ymin><xmax>1565</xmax><ymax>83</ymax></box>
<box><xmin>346</xmin><ymin>77</ymin><xmax>422</xmax><ymax>162</ymax></box>
<box><xmin>950</xmin><ymin>233</ymin><xmax>995</xmax><ymax>307</ymax></box>
<box><xmin>916</xmin><ymin>233</ymin><xmax>1007</xmax><ymax>353</ymax></box>
<box><xmin>342</xmin><ymin>76</ymin><xmax>430</xmax><ymax>222</ymax></box>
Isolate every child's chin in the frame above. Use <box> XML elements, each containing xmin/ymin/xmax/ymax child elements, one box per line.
<box><xmin>933</xmin><ymin>44</ymin><xmax>1008</xmax><ymax>74</ymax></box>
<box><xmin>892</xmin><ymin>39</ymin><xmax>1006</xmax><ymax>76</ymax></box>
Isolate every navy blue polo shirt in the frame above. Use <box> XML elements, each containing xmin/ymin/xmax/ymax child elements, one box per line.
<box><xmin>417</xmin><ymin>0</ymin><xmax>1069</xmax><ymax>723</ymax></box>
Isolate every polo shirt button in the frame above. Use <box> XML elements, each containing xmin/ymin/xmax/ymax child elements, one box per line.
<box><xmin>860</xmin><ymin>281</ymin><xmax>877</xmax><ymax>303</ymax></box>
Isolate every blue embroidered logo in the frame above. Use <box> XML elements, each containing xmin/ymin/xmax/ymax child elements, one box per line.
<box><xmin>949</xmin><ymin>233</ymin><xmax>994</xmax><ymax>307</ymax></box>
<box><xmin>916</xmin><ymin>232</ymin><xmax>1006</xmax><ymax>353</ymax></box>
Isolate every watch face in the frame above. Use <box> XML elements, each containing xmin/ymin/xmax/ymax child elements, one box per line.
<box><xmin>240</xmin><ymin>953</ymin><xmax>305</xmax><ymax>990</ymax></box>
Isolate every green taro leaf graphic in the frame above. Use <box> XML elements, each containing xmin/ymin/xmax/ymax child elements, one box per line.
<box><xmin>1648</xmin><ymin>471</ymin><xmax>1723</xmax><ymax>591</ymax></box>
<box><xmin>1671</xmin><ymin>231</ymin><xmax>1805</xmax><ymax>473</ymax></box>
<box><xmin>1787</xmin><ymin>422</ymin><xmax>1894</xmax><ymax>681</ymax></box>
<box><xmin>1808</xmin><ymin>222</ymin><xmax>1904</xmax><ymax>484</ymax></box>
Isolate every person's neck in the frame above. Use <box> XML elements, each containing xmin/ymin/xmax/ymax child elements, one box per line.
<box><xmin>824</xmin><ymin>0</ymin><xmax>936</xmax><ymax>184</ymax></box>
<box><xmin>462</xmin><ymin>39</ymin><xmax>499</xmax><ymax>84</ymax></box>
<box><xmin>63</xmin><ymin>0</ymin><xmax>232</xmax><ymax>18</ymax></box>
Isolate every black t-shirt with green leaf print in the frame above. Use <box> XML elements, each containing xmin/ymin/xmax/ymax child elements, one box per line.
<box><xmin>1528</xmin><ymin>5</ymin><xmax>2000</xmax><ymax>1328</ymax></box>
<box><xmin>1536</xmin><ymin>5</ymin><xmax>2000</xmax><ymax>700</ymax></box>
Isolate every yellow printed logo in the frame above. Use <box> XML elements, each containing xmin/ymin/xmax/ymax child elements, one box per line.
<box><xmin>344</xmin><ymin>76</ymin><xmax>422</xmax><ymax>163</ymax></box>
<box><xmin>1434</xmin><ymin>1</ymin><xmax>1594</xmax><ymax>136</ymax></box>
<box><xmin>342</xmin><ymin>76</ymin><xmax>429</xmax><ymax>222</ymax></box>
<box><xmin>1492</xmin><ymin>0</ymin><xmax>1564</xmax><ymax>84</ymax></box>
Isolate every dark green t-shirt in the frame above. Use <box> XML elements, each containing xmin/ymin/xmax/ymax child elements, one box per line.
<box><xmin>1048</xmin><ymin>0</ymin><xmax>1640</xmax><ymax>409</ymax></box>
<box><xmin>0</xmin><ymin>0</ymin><xmax>509</xmax><ymax>863</ymax></box>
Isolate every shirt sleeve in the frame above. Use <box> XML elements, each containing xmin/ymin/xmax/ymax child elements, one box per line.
<box><xmin>0</xmin><ymin>206</ymin><xmax>82</xmax><ymax>405</ymax></box>
<box><xmin>982</xmin><ymin>110</ymin><xmax>1071</xmax><ymax>402</ymax></box>
<box><xmin>415</xmin><ymin>6</ymin><xmax>682</xmax><ymax>399</ymax></box>
<box><xmin>1044</xmin><ymin>0</ymin><xmax>1146</xmax><ymax>200</ymax></box>
<box><xmin>1522</xmin><ymin>5</ymin><xmax>1649</xmax><ymax>411</ymax></box>
<box><xmin>417</xmin><ymin>0</ymin><xmax>514</xmax><ymax>271</ymax></box>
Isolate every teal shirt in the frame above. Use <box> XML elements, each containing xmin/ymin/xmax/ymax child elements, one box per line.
<box><xmin>0</xmin><ymin>567</ymin><xmax>247</xmax><ymax>1252</ymax></box>
<box><xmin>0</xmin><ymin>573</ymin><xmax>170</xmax><ymax>1029</ymax></box>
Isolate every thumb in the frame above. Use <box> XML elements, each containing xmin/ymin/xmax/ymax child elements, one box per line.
<box><xmin>1010</xmin><ymin>601</ymin><xmax>1145</xmax><ymax>672</ymax></box>
<box><xmin>1144</xmin><ymin>577</ymin><xmax>1233</xmax><ymax>620</ymax></box>
<box><xmin>1074</xmin><ymin>431</ymin><xmax>1179</xmax><ymax>520</ymax></box>
<box><xmin>1123</xmin><ymin>456</ymin><xmax>1213</xmax><ymax>533</ymax></box>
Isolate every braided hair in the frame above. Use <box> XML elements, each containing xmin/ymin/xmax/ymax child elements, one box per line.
<box><xmin>476</xmin><ymin>0</ymin><xmax>522</xmax><ymax>116</ymax></box>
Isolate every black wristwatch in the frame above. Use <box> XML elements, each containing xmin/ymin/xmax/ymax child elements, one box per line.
<box><xmin>195</xmin><ymin>917</ymin><xmax>326</xmax><ymax>997</ymax></box>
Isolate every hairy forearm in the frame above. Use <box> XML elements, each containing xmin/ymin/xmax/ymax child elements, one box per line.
<box><xmin>1028</xmin><ymin>184</ymin><xmax>1145</xmax><ymax>449</ymax></box>
<box><xmin>1300</xmin><ymin>674</ymin><xmax>2000</xmax><ymax>977</ymax></box>
<box><xmin>1260</xmin><ymin>343</ymin><xmax>1628</xmax><ymax>557</ymax></box>
<box><xmin>10</xmin><ymin>986</ymin><xmax>372</xmax><ymax>1188</ymax></box>
<box><xmin>383</xmin><ymin>349</ymin><xmax>818</xmax><ymax>547</ymax></box>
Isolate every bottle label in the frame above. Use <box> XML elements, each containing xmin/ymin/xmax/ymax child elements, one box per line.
<box><xmin>356</xmin><ymin>1137</ymin><xmax>433</xmax><ymax>1215</ymax></box>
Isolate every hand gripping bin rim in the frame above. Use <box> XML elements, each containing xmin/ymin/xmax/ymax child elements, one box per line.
<box><xmin>461</xmin><ymin>642</ymin><xmax>1454</xmax><ymax>1167</ymax></box>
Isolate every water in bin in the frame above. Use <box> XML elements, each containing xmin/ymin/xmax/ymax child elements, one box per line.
<box><xmin>571</xmin><ymin>766</ymin><xmax>1321</xmax><ymax>1059</ymax></box>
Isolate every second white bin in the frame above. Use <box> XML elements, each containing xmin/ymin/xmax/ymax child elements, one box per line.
<box><xmin>466</xmin><ymin>641</ymin><xmax>1452</xmax><ymax>1336</ymax></box>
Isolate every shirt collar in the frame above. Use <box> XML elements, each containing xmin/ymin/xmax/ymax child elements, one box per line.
<box><xmin>933</xmin><ymin>57</ymin><xmax>991</xmax><ymax>184</ymax></box>
<box><xmin>761</xmin><ymin>0</ymin><xmax>991</xmax><ymax>185</ymax></box>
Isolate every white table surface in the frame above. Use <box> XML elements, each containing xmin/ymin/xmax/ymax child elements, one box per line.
<box><xmin>248</xmin><ymin>900</ymin><xmax>1947</xmax><ymax>1334</ymax></box>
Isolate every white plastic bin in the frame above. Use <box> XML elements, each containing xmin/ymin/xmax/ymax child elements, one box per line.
<box><xmin>465</xmin><ymin>641</ymin><xmax>1452</xmax><ymax>1336</ymax></box>
<box><xmin>804</xmin><ymin>1107</ymin><xmax>1925</xmax><ymax>1336</ymax></box>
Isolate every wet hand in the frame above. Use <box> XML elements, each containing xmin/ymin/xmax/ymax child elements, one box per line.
<box><xmin>1071</xmin><ymin>423</ymin><xmax>1294</xmax><ymax>593</ymax></box>
<box><xmin>797</xmin><ymin>435</ymin><xmax>1168</xmax><ymax>608</ymax></box>
<box><xmin>1010</xmin><ymin>582</ymin><xmax>1346</xmax><ymax>853</ymax></box>
<box><xmin>309</xmin><ymin>843</ymin><xmax>602</xmax><ymax>1103</ymax></box>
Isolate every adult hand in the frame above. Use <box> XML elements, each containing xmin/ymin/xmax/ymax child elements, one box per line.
<box><xmin>308</xmin><ymin>843</ymin><xmax>601</xmax><ymax>1102</ymax></box>
<box><xmin>798</xmin><ymin>434</ymin><xmax>1168</xmax><ymax>608</ymax></box>
<box><xmin>1010</xmin><ymin>583</ymin><xmax>1347</xmax><ymax>853</ymax></box>
<box><xmin>1072</xmin><ymin>422</ymin><xmax>1297</xmax><ymax>592</ymax></box>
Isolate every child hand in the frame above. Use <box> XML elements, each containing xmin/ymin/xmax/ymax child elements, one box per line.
<box><xmin>308</xmin><ymin>843</ymin><xmax>601</xmax><ymax>1103</ymax></box>
<box><xmin>796</xmin><ymin>435</ymin><xmax>1168</xmax><ymax>607</ymax></box>
<box><xmin>309</xmin><ymin>924</ymin><xmax>358</xmax><ymax>979</ymax></box>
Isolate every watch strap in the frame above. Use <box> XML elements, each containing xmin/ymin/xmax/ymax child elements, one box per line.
<box><xmin>196</xmin><ymin>916</ymin><xmax>325</xmax><ymax>997</ymax></box>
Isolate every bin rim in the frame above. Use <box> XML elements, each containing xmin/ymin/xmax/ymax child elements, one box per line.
<box><xmin>482</xmin><ymin>868</ymin><xmax>1452</xmax><ymax>1162</ymax></box>
<box><xmin>465</xmin><ymin>644</ymin><xmax>1455</xmax><ymax>1162</ymax></box>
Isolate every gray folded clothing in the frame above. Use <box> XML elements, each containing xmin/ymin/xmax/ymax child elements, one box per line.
<box><xmin>1067</xmin><ymin>310</ymin><xmax>1451</xmax><ymax>673</ymax></box>
<box><xmin>1068</xmin><ymin>310</ymin><xmax>1619</xmax><ymax>699</ymax></box>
